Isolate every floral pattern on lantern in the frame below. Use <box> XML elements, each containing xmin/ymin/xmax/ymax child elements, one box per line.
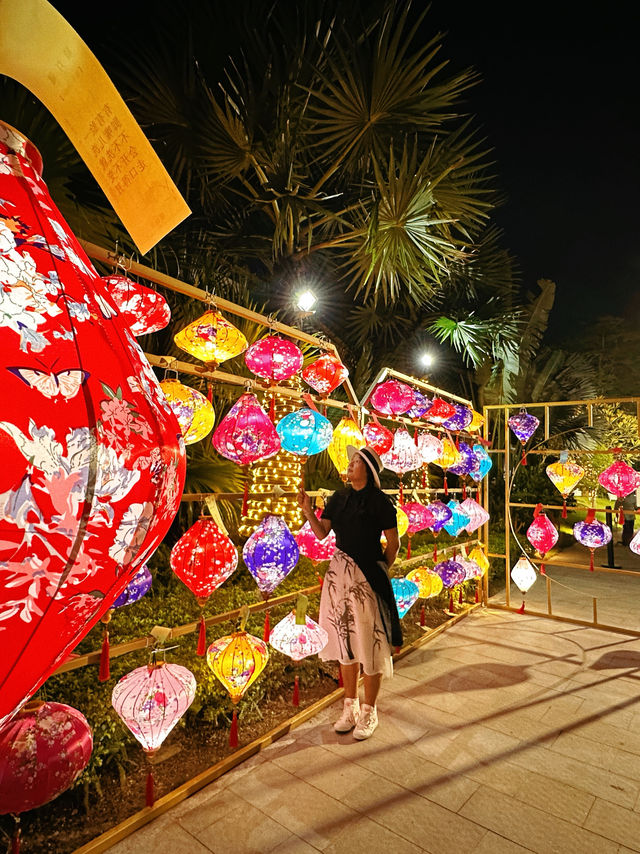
<box><xmin>302</xmin><ymin>353</ymin><xmax>348</xmax><ymax>395</ymax></box>
<box><xmin>448</xmin><ymin>441</ymin><xmax>476</xmax><ymax>477</ymax></box>
<box><xmin>171</xmin><ymin>518</ymin><xmax>238</xmax><ymax>603</ymax></box>
<box><xmin>427</xmin><ymin>500</ymin><xmax>453</xmax><ymax>533</ymax></box>
<box><xmin>435</xmin><ymin>559</ymin><xmax>466</xmax><ymax>588</ymax></box>
<box><xmin>100</xmin><ymin>275</ymin><xmax>171</xmax><ymax>336</ymax></box>
<box><xmin>396</xmin><ymin>506</ymin><xmax>409</xmax><ymax>539</ymax></box>
<box><xmin>469</xmin><ymin>444</ymin><xmax>492</xmax><ymax>482</ymax></box>
<box><xmin>630</xmin><ymin>529</ymin><xmax>640</xmax><ymax>556</ymax></box>
<box><xmin>0</xmin><ymin>121</ymin><xmax>185</xmax><ymax>728</ymax></box>
<box><xmin>417</xmin><ymin>431</ymin><xmax>443</xmax><ymax>464</ymax></box>
<box><xmin>459</xmin><ymin>498</ymin><xmax>490</xmax><ymax>533</ymax></box>
<box><xmin>598</xmin><ymin>460</ymin><xmax>639</xmax><ymax>499</ymax></box>
<box><xmin>546</xmin><ymin>458</ymin><xmax>585</xmax><ymax>517</ymax></box>
<box><xmin>425</xmin><ymin>397</ymin><xmax>456</xmax><ymax>424</ymax></box>
<box><xmin>160</xmin><ymin>378</ymin><xmax>215</xmax><ymax>444</ymax></box>
<box><xmin>391</xmin><ymin>577</ymin><xmax>420</xmax><ymax>618</ymax></box>
<box><xmin>276</xmin><ymin>407</ymin><xmax>333</xmax><ymax>456</ymax></box>
<box><xmin>435</xmin><ymin>437</ymin><xmax>460</xmax><ymax>470</ymax></box>
<box><xmin>212</xmin><ymin>393</ymin><xmax>280</xmax><ymax>464</ymax></box>
<box><xmin>370</xmin><ymin>380</ymin><xmax>415</xmax><ymax>416</ymax></box>
<box><xmin>207</xmin><ymin>631</ymin><xmax>269</xmax><ymax>703</ymax></box>
<box><xmin>269</xmin><ymin>610</ymin><xmax>329</xmax><ymax>661</ymax></box>
<box><xmin>406</xmin><ymin>566</ymin><xmax>443</xmax><ymax>598</ymax></box>
<box><xmin>113</xmin><ymin>564</ymin><xmax>153</xmax><ymax>608</ymax></box>
<box><xmin>469</xmin><ymin>546</ymin><xmax>490</xmax><ymax>574</ymax></box>
<box><xmin>174</xmin><ymin>309</ymin><xmax>247</xmax><ymax>367</ymax></box>
<box><xmin>401</xmin><ymin>502</ymin><xmax>434</xmax><ymax>533</ymax></box>
<box><xmin>381</xmin><ymin>428</ymin><xmax>422</xmax><ymax>475</ymax></box>
<box><xmin>327</xmin><ymin>416</ymin><xmax>365</xmax><ymax>478</ymax></box>
<box><xmin>0</xmin><ymin>701</ymin><xmax>93</xmax><ymax>814</ymax></box>
<box><xmin>574</xmin><ymin>515</ymin><xmax>612</xmax><ymax>570</ymax></box>
<box><xmin>467</xmin><ymin>410</ymin><xmax>485</xmax><ymax>432</ymax></box>
<box><xmin>243</xmin><ymin>514</ymin><xmax>299</xmax><ymax>597</ymax></box>
<box><xmin>112</xmin><ymin>661</ymin><xmax>197</xmax><ymax>752</ymax></box>
<box><xmin>442</xmin><ymin>404</ymin><xmax>473</xmax><ymax>432</ymax></box>
<box><xmin>295</xmin><ymin>509</ymin><xmax>336</xmax><ymax>564</ymax></box>
<box><xmin>362</xmin><ymin>419</ymin><xmax>394</xmax><ymax>456</ymax></box>
<box><xmin>406</xmin><ymin>389</ymin><xmax>431</xmax><ymax>419</ymax></box>
<box><xmin>508</xmin><ymin>409</ymin><xmax>539</xmax><ymax>445</ymax></box>
<box><xmin>244</xmin><ymin>335</ymin><xmax>303</xmax><ymax>383</ymax></box>
<box><xmin>443</xmin><ymin>500</ymin><xmax>470</xmax><ymax>537</ymax></box>
<box><xmin>526</xmin><ymin>513</ymin><xmax>558</xmax><ymax>560</ymax></box>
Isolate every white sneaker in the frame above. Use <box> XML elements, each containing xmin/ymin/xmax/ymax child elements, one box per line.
<box><xmin>334</xmin><ymin>698</ymin><xmax>360</xmax><ymax>733</ymax></box>
<box><xmin>353</xmin><ymin>704</ymin><xmax>378</xmax><ymax>740</ymax></box>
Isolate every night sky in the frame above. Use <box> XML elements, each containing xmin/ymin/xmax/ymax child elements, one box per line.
<box><xmin>38</xmin><ymin>2</ymin><xmax>640</xmax><ymax>342</ymax></box>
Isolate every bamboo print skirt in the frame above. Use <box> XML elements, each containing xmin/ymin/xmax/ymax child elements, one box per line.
<box><xmin>318</xmin><ymin>549</ymin><xmax>393</xmax><ymax>678</ymax></box>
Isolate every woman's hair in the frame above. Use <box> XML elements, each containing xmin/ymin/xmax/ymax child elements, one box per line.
<box><xmin>363</xmin><ymin>459</ymin><xmax>377</xmax><ymax>489</ymax></box>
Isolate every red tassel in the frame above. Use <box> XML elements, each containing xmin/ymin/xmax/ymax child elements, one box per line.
<box><xmin>414</xmin><ymin>428</ymin><xmax>419</xmax><ymax>446</ymax></box>
<box><xmin>462</xmin><ymin>482</ymin><xmax>467</xmax><ymax>500</ymax></box>
<box><xmin>241</xmin><ymin>481</ymin><xmax>248</xmax><ymax>516</ymax></box>
<box><xmin>145</xmin><ymin>769</ymin><xmax>154</xmax><ymax>807</ymax></box>
<box><xmin>263</xmin><ymin>610</ymin><xmax>270</xmax><ymax>642</ymax></box>
<box><xmin>590</xmin><ymin>550</ymin><xmax>594</xmax><ymax>572</ymax></box>
<box><xmin>338</xmin><ymin>669</ymin><xmax>343</xmax><ymax>687</ymax></box>
<box><xmin>420</xmin><ymin>604</ymin><xmax>426</xmax><ymax>626</ymax></box>
<box><xmin>407</xmin><ymin>536</ymin><xmax>412</xmax><ymax>560</ymax></box>
<box><xmin>517</xmin><ymin>599</ymin><xmax>526</xmax><ymax>614</ymax></box>
<box><xmin>197</xmin><ymin>614</ymin><xmax>207</xmax><ymax>656</ymax></box>
<box><xmin>99</xmin><ymin>628</ymin><xmax>110</xmax><ymax>682</ymax></box>
<box><xmin>11</xmin><ymin>825</ymin><xmax>20</xmax><ymax>854</ymax></box>
<box><xmin>619</xmin><ymin>507</ymin><xmax>625</xmax><ymax>526</ymax></box>
<box><xmin>444</xmin><ymin>476</ymin><xmax>448</xmax><ymax>497</ymax></box>
<box><xmin>475</xmin><ymin>585</ymin><xmax>479</xmax><ymax>603</ymax></box>
<box><xmin>540</xmin><ymin>563</ymin><xmax>546</xmax><ymax>575</ymax></box>
<box><xmin>207</xmin><ymin>383</ymin><xmax>213</xmax><ymax>404</ymax></box>
<box><xmin>522</xmin><ymin>449</ymin><xmax>527</xmax><ymax>466</ymax></box>
<box><xmin>229</xmin><ymin>709</ymin><xmax>238</xmax><ymax>747</ymax></box>
<box><xmin>448</xmin><ymin>593</ymin><xmax>454</xmax><ymax>611</ymax></box>
<box><xmin>292</xmin><ymin>675</ymin><xmax>300</xmax><ymax>707</ymax></box>
<box><xmin>269</xmin><ymin>394</ymin><xmax>275</xmax><ymax>423</ymax></box>
<box><xmin>399</xmin><ymin>481</ymin><xmax>404</xmax><ymax>504</ymax></box>
<box><xmin>455</xmin><ymin>435</ymin><xmax>460</xmax><ymax>450</ymax></box>
<box><xmin>316</xmin><ymin>571</ymin><xmax>324</xmax><ymax>588</ymax></box>
<box><xmin>562</xmin><ymin>499</ymin><xmax>567</xmax><ymax>518</ymax></box>
<box><xmin>322</xmin><ymin>405</ymin><xmax>327</xmax><ymax>417</ymax></box>
<box><xmin>458</xmin><ymin>587</ymin><xmax>463</xmax><ymax>604</ymax></box>
<box><xmin>433</xmin><ymin>542</ymin><xmax>438</xmax><ymax>562</ymax></box>
<box><xmin>394</xmin><ymin>645</ymin><xmax>401</xmax><ymax>654</ymax></box>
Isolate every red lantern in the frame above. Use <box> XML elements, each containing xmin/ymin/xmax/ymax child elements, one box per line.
<box><xmin>425</xmin><ymin>397</ymin><xmax>456</xmax><ymax>424</ymax></box>
<box><xmin>0</xmin><ymin>121</ymin><xmax>186</xmax><ymax>729</ymax></box>
<box><xmin>362</xmin><ymin>419</ymin><xmax>394</xmax><ymax>455</ymax></box>
<box><xmin>302</xmin><ymin>353</ymin><xmax>348</xmax><ymax>396</ymax></box>
<box><xmin>212</xmin><ymin>393</ymin><xmax>280</xmax><ymax>465</ymax></box>
<box><xmin>244</xmin><ymin>335</ymin><xmax>303</xmax><ymax>383</ymax></box>
<box><xmin>171</xmin><ymin>518</ymin><xmax>238</xmax><ymax>654</ymax></box>
<box><xmin>295</xmin><ymin>509</ymin><xmax>336</xmax><ymax>565</ymax></box>
<box><xmin>100</xmin><ymin>275</ymin><xmax>171</xmax><ymax>336</ymax></box>
<box><xmin>370</xmin><ymin>379</ymin><xmax>414</xmax><ymax>416</ymax></box>
<box><xmin>526</xmin><ymin>505</ymin><xmax>558</xmax><ymax>573</ymax></box>
<box><xmin>598</xmin><ymin>461</ymin><xmax>639</xmax><ymax>524</ymax></box>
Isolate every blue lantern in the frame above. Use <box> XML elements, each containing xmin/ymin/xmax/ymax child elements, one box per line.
<box><xmin>276</xmin><ymin>407</ymin><xmax>333</xmax><ymax>456</ymax></box>
<box><xmin>469</xmin><ymin>444</ymin><xmax>492</xmax><ymax>482</ymax></box>
<box><xmin>112</xmin><ymin>564</ymin><xmax>152</xmax><ymax>608</ymax></box>
<box><xmin>443</xmin><ymin>500</ymin><xmax>470</xmax><ymax>537</ymax></box>
<box><xmin>243</xmin><ymin>514</ymin><xmax>300</xmax><ymax>597</ymax></box>
<box><xmin>391</xmin><ymin>577</ymin><xmax>420</xmax><ymax>618</ymax></box>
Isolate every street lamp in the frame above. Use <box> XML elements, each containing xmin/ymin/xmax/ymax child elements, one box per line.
<box><xmin>295</xmin><ymin>290</ymin><xmax>317</xmax><ymax>315</ymax></box>
<box><xmin>419</xmin><ymin>352</ymin><xmax>434</xmax><ymax>370</ymax></box>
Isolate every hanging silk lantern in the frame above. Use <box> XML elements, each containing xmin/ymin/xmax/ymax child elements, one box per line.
<box><xmin>396</xmin><ymin>506</ymin><xmax>409</xmax><ymax>538</ymax></box>
<box><xmin>212</xmin><ymin>392</ymin><xmax>280</xmax><ymax>464</ymax></box>
<box><xmin>112</xmin><ymin>564</ymin><xmax>153</xmax><ymax>608</ymax></box>
<box><xmin>370</xmin><ymin>380</ymin><xmax>415</xmax><ymax>416</ymax></box>
<box><xmin>425</xmin><ymin>397</ymin><xmax>456</xmax><ymax>424</ymax></box>
<box><xmin>381</xmin><ymin>427</ymin><xmax>422</xmax><ymax>502</ymax></box>
<box><xmin>160</xmin><ymin>378</ymin><xmax>215</xmax><ymax>444</ymax></box>
<box><xmin>598</xmin><ymin>461</ymin><xmax>639</xmax><ymax>524</ymax></box>
<box><xmin>362</xmin><ymin>419</ymin><xmax>394</xmax><ymax>456</ymax></box>
<box><xmin>546</xmin><ymin>458</ymin><xmax>585</xmax><ymax>518</ymax></box>
<box><xmin>467</xmin><ymin>410</ymin><xmax>485</xmax><ymax>432</ymax></box>
<box><xmin>435</xmin><ymin>437</ymin><xmax>461</xmax><ymax>496</ymax></box>
<box><xmin>460</xmin><ymin>557</ymin><xmax>481</xmax><ymax>581</ymax></box>
<box><xmin>469</xmin><ymin>546</ymin><xmax>490</xmax><ymax>574</ymax></box>
<box><xmin>243</xmin><ymin>514</ymin><xmax>300</xmax><ymax>598</ymax></box>
<box><xmin>276</xmin><ymin>407</ymin><xmax>333</xmax><ymax>457</ymax></box>
<box><xmin>427</xmin><ymin>501</ymin><xmax>453</xmax><ymax>534</ymax></box>
<box><xmin>469</xmin><ymin>444</ymin><xmax>493</xmax><ymax>482</ymax></box>
<box><xmin>442</xmin><ymin>404</ymin><xmax>473</xmax><ymax>432</ymax></box>
<box><xmin>406</xmin><ymin>389</ymin><xmax>431</xmax><ymax>419</ymax></box>
<box><xmin>630</xmin><ymin>529</ymin><xmax>640</xmax><ymax>555</ymax></box>
<box><xmin>327</xmin><ymin>416</ymin><xmax>365</xmax><ymax>478</ymax></box>
<box><xmin>400</xmin><ymin>501</ymin><xmax>434</xmax><ymax>559</ymax></box>
<box><xmin>174</xmin><ymin>309</ymin><xmax>248</xmax><ymax>368</ymax></box>
<box><xmin>112</xmin><ymin>657</ymin><xmax>196</xmax><ymax>805</ymax></box>
<box><xmin>443</xmin><ymin>500</ymin><xmax>470</xmax><ymax>537</ymax></box>
<box><xmin>448</xmin><ymin>441</ymin><xmax>476</xmax><ymax>477</ymax></box>
<box><xmin>295</xmin><ymin>509</ymin><xmax>336</xmax><ymax>564</ymax></box>
<box><xmin>207</xmin><ymin>631</ymin><xmax>269</xmax><ymax>703</ymax></box>
<box><xmin>100</xmin><ymin>274</ymin><xmax>171</xmax><ymax>336</ymax></box>
<box><xmin>244</xmin><ymin>335</ymin><xmax>303</xmax><ymax>383</ymax></box>
<box><xmin>511</xmin><ymin>555</ymin><xmax>537</xmax><ymax>613</ymax></box>
<box><xmin>508</xmin><ymin>409</ymin><xmax>540</xmax><ymax>465</ymax></box>
<box><xmin>435</xmin><ymin>559</ymin><xmax>466</xmax><ymax>588</ymax></box>
<box><xmin>171</xmin><ymin>518</ymin><xmax>238</xmax><ymax>654</ymax></box>
<box><xmin>391</xmin><ymin>576</ymin><xmax>420</xmax><ymax>618</ymax></box>
<box><xmin>302</xmin><ymin>353</ymin><xmax>348</xmax><ymax>396</ymax></box>
<box><xmin>526</xmin><ymin>506</ymin><xmax>558</xmax><ymax>574</ymax></box>
<box><xmin>417</xmin><ymin>431</ymin><xmax>443</xmax><ymax>465</ymax></box>
<box><xmin>269</xmin><ymin>604</ymin><xmax>329</xmax><ymax>662</ymax></box>
<box><xmin>574</xmin><ymin>511</ymin><xmax>612</xmax><ymax>571</ymax></box>
<box><xmin>0</xmin><ymin>121</ymin><xmax>186</xmax><ymax>729</ymax></box>
<box><xmin>460</xmin><ymin>498</ymin><xmax>490</xmax><ymax>533</ymax></box>
<box><xmin>406</xmin><ymin>566</ymin><xmax>443</xmax><ymax>598</ymax></box>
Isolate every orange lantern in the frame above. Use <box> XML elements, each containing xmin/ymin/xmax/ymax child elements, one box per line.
<box><xmin>174</xmin><ymin>309</ymin><xmax>247</xmax><ymax>368</ymax></box>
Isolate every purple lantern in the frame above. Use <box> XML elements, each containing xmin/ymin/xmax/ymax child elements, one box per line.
<box><xmin>508</xmin><ymin>409</ymin><xmax>540</xmax><ymax>464</ymax></box>
<box><xmin>391</xmin><ymin>577</ymin><xmax>420</xmax><ymax>618</ymax></box>
<box><xmin>435</xmin><ymin>558</ymin><xmax>466</xmax><ymax>588</ymax></box>
<box><xmin>242</xmin><ymin>514</ymin><xmax>300</xmax><ymax>598</ymax></box>
<box><xmin>448</xmin><ymin>441</ymin><xmax>476</xmax><ymax>476</ymax></box>
<box><xmin>113</xmin><ymin>564</ymin><xmax>153</xmax><ymax>608</ymax></box>
<box><xmin>442</xmin><ymin>404</ymin><xmax>473</xmax><ymax>432</ymax></box>
<box><xmin>573</xmin><ymin>512</ymin><xmax>612</xmax><ymax>571</ymax></box>
<box><xmin>406</xmin><ymin>389</ymin><xmax>431</xmax><ymax>419</ymax></box>
<box><xmin>427</xmin><ymin>500</ymin><xmax>453</xmax><ymax>534</ymax></box>
<box><xmin>469</xmin><ymin>444</ymin><xmax>492</xmax><ymax>482</ymax></box>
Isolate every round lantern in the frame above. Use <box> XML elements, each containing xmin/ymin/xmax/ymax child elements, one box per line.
<box><xmin>443</xmin><ymin>500</ymin><xmax>470</xmax><ymax>537</ymax></box>
<box><xmin>362</xmin><ymin>419</ymin><xmax>394</xmax><ymax>456</ymax></box>
<box><xmin>425</xmin><ymin>397</ymin><xmax>456</xmax><ymax>424</ymax></box>
<box><xmin>243</xmin><ymin>514</ymin><xmax>300</xmax><ymax>598</ymax></box>
<box><xmin>370</xmin><ymin>380</ymin><xmax>415</xmax><ymax>416</ymax></box>
<box><xmin>207</xmin><ymin>631</ymin><xmax>269</xmax><ymax>703</ymax></box>
<box><xmin>100</xmin><ymin>274</ymin><xmax>171</xmax><ymax>336</ymax></box>
<box><xmin>469</xmin><ymin>444</ymin><xmax>493</xmax><ymax>482</ymax></box>
<box><xmin>276</xmin><ymin>407</ymin><xmax>333</xmax><ymax>457</ymax></box>
<box><xmin>302</xmin><ymin>353</ymin><xmax>348</xmax><ymax>396</ymax></box>
<box><xmin>417</xmin><ymin>431</ymin><xmax>444</xmax><ymax>465</ymax></box>
<box><xmin>406</xmin><ymin>566</ymin><xmax>443</xmax><ymax>598</ymax></box>
<box><xmin>174</xmin><ymin>309</ymin><xmax>248</xmax><ymax>368</ymax></box>
<box><xmin>435</xmin><ymin>558</ymin><xmax>466</xmax><ymax>588</ymax></box>
<box><xmin>244</xmin><ymin>335</ymin><xmax>303</xmax><ymax>383</ymax></box>
<box><xmin>511</xmin><ymin>555</ymin><xmax>537</xmax><ymax>612</ymax></box>
<box><xmin>406</xmin><ymin>389</ymin><xmax>431</xmax><ymax>419</ymax></box>
<box><xmin>598</xmin><ymin>460</ymin><xmax>639</xmax><ymax>524</ymax></box>
<box><xmin>400</xmin><ymin>501</ymin><xmax>434</xmax><ymax>559</ymax></box>
<box><xmin>391</xmin><ymin>576</ymin><xmax>420</xmax><ymax>618</ymax></box>
<box><xmin>526</xmin><ymin>508</ymin><xmax>558</xmax><ymax>573</ymax></box>
<box><xmin>171</xmin><ymin>518</ymin><xmax>238</xmax><ymax>653</ymax></box>
<box><xmin>546</xmin><ymin>458</ymin><xmax>585</xmax><ymax>517</ymax></box>
<box><xmin>0</xmin><ymin>121</ymin><xmax>186</xmax><ymax>729</ymax></box>
<box><xmin>0</xmin><ymin>700</ymin><xmax>93</xmax><ymax>818</ymax></box>
<box><xmin>269</xmin><ymin>609</ymin><xmax>329</xmax><ymax>662</ymax></box>
<box><xmin>160</xmin><ymin>378</ymin><xmax>215</xmax><ymax>444</ymax></box>
<box><xmin>327</xmin><ymin>416</ymin><xmax>365</xmax><ymax>478</ymax></box>
<box><xmin>459</xmin><ymin>497</ymin><xmax>490</xmax><ymax>534</ymax></box>
<box><xmin>435</xmin><ymin>437</ymin><xmax>461</xmax><ymax>494</ymax></box>
<box><xmin>442</xmin><ymin>404</ymin><xmax>473</xmax><ymax>432</ymax></box>
<box><xmin>574</xmin><ymin>513</ymin><xmax>612</xmax><ymax>571</ymax></box>
<box><xmin>212</xmin><ymin>392</ymin><xmax>280</xmax><ymax>464</ymax></box>
<box><xmin>381</xmin><ymin>427</ymin><xmax>422</xmax><ymax>502</ymax></box>
<box><xmin>508</xmin><ymin>409</ymin><xmax>540</xmax><ymax>464</ymax></box>
<box><xmin>113</xmin><ymin>564</ymin><xmax>153</xmax><ymax>608</ymax></box>
<box><xmin>427</xmin><ymin>501</ymin><xmax>453</xmax><ymax>534</ymax></box>
<box><xmin>295</xmin><ymin>509</ymin><xmax>336</xmax><ymax>565</ymax></box>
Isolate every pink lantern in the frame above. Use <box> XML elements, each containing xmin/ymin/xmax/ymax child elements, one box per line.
<box><xmin>269</xmin><ymin>604</ymin><xmax>328</xmax><ymax>662</ymax></box>
<box><xmin>302</xmin><ymin>353</ymin><xmax>348</xmax><ymax>396</ymax></box>
<box><xmin>0</xmin><ymin>121</ymin><xmax>186</xmax><ymax>729</ymax></box>
<box><xmin>630</xmin><ymin>529</ymin><xmax>640</xmax><ymax>556</ymax></box>
<box><xmin>598</xmin><ymin>461</ymin><xmax>639</xmax><ymax>524</ymax></box>
<box><xmin>100</xmin><ymin>274</ymin><xmax>171</xmax><ymax>336</ymax></box>
<box><xmin>0</xmin><ymin>700</ymin><xmax>92</xmax><ymax>822</ymax></box>
<box><xmin>362</xmin><ymin>419</ymin><xmax>394</xmax><ymax>455</ymax></box>
<box><xmin>244</xmin><ymin>335</ymin><xmax>303</xmax><ymax>383</ymax></box>
<box><xmin>370</xmin><ymin>379</ymin><xmax>415</xmax><ymax>416</ymax></box>
<box><xmin>424</xmin><ymin>397</ymin><xmax>456</xmax><ymax>424</ymax></box>
<box><xmin>381</xmin><ymin>427</ymin><xmax>422</xmax><ymax>502</ymax></box>
<box><xmin>417</xmin><ymin>431</ymin><xmax>443</xmax><ymax>464</ymax></box>
<box><xmin>526</xmin><ymin>506</ymin><xmax>558</xmax><ymax>572</ymax></box>
<box><xmin>400</xmin><ymin>501</ymin><xmax>434</xmax><ymax>559</ymax></box>
<box><xmin>212</xmin><ymin>392</ymin><xmax>280</xmax><ymax>465</ymax></box>
<box><xmin>459</xmin><ymin>498</ymin><xmax>490</xmax><ymax>533</ymax></box>
<box><xmin>295</xmin><ymin>509</ymin><xmax>336</xmax><ymax>565</ymax></box>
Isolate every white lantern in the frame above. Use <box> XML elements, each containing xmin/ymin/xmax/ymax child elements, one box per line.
<box><xmin>510</xmin><ymin>556</ymin><xmax>537</xmax><ymax>593</ymax></box>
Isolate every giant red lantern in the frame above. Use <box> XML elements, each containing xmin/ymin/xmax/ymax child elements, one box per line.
<box><xmin>0</xmin><ymin>121</ymin><xmax>186</xmax><ymax>729</ymax></box>
<box><xmin>100</xmin><ymin>274</ymin><xmax>171</xmax><ymax>337</ymax></box>
<box><xmin>302</xmin><ymin>353</ymin><xmax>348</xmax><ymax>396</ymax></box>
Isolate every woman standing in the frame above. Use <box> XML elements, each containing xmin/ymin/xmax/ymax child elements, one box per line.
<box><xmin>297</xmin><ymin>445</ymin><xmax>401</xmax><ymax>739</ymax></box>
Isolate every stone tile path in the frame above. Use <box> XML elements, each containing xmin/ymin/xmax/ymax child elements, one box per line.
<box><xmin>106</xmin><ymin>608</ymin><xmax>640</xmax><ymax>853</ymax></box>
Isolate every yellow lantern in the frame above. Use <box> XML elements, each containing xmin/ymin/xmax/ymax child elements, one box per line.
<box><xmin>206</xmin><ymin>631</ymin><xmax>269</xmax><ymax>704</ymax></box>
<box><xmin>174</xmin><ymin>310</ymin><xmax>248</xmax><ymax>368</ymax></box>
<box><xmin>327</xmin><ymin>416</ymin><xmax>365</xmax><ymax>479</ymax></box>
<box><xmin>437</xmin><ymin>437</ymin><xmax>460</xmax><ymax>470</ymax></box>
<box><xmin>406</xmin><ymin>566</ymin><xmax>443</xmax><ymax>598</ymax></box>
<box><xmin>469</xmin><ymin>546</ymin><xmax>489</xmax><ymax>574</ymax></box>
<box><xmin>381</xmin><ymin>506</ymin><xmax>408</xmax><ymax>548</ymax></box>
<box><xmin>160</xmin><ymin>378</ymin><xmax>215</xmax><ymax>444</ymax></box>
<box><xmin>467</xmin><ymin>410</ymin><xmax>485</xmax><ymax>432</ymax></box>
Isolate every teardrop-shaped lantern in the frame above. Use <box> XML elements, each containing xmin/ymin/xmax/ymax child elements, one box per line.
<box><xmin>459</xmin><ymin>498</ymin><xmax>490</xmax><ymax>533</ymax></box>
<box><xmin>400</xmin><ymin>502</ymin><xmax>434</xmax><ymax>534</ymax></box>
<box><xmin>598</xmin><ymin>460</ymin><xmax>639</xmax><ymax>499</ymax></box>
<box><xmin>417</xmin><ymin>432</ymin><xmax>443</xmax><ymax>465</ymax></box>
<box><xmin>174</xmin><ymin>309</ymin><xmax>248</xmax><ymax>368</ymax></box>
<box><xmin>435</xmin><ymin>559</ymin><xmax>466</xmax><ymax>588</ymax></box>
<box><xmin>243</xmin><ymin>514</ymin><xmax>300</xmax><ymax>597</ymax></box>
<box><xmin>160</xmin><ymin>378</ymin><xmax>215</xmax><ymax>444</ymax></box>
<box><xmin>442</xmin><ymin>404</ymin><xmax>473</xmax><ymax>432</ymax></box>
<box><xmin>448</xmin><ymin>441</ymin><xmax>476</xmax><ymax>476</ymax></box>
<box><xmin>295</xmin><ymin>509</ymin><xmax>336</xmax><ymax>565</ymax></box>
<box><xmin>269</xmin><ymin>610</ymin><xmax>329</xmax><ymax>661</ymax></box>
<box><xmin>113</xmin><ymin>564</ymin><xmax>153</xmax><ymax>608</ymax></box>
<box><xmin>327</xmin><ymin>416</ymin><xmax>365</xmax><ymax>478</ymax></box>
<box><xmin>469</xmin><ymin>546</ymin><xmax>490</xmax><ymax>574</ymax></box>
<box><xmin>510</xmin><ymin>556</ymin><xmax>537</xmax><ymax>593</ymax></box>
<box><xmin>469</xmin><ymin>444</ymin><xmax>493</xmax><ymax>482</ymax></box>
<box><xmin>206</xmin><ymin>631</ymin><xmax>269</xmax><ymax>703</ymax></box>
<box><xmin>546</xmin><ymin>459</ymin><xmax>585</xmax><ymax>498</ymax></box>
<box><xmin>302</xmin><ymin>353</ymin><xmax>348</xmax><ymax>395</ymax></box>
<box><xmin>443</xmin><ymin>500</ymin><xmax>470</xmax><ymax>536</ymax></box>
<box><xmin>630</xmin><ymin>529</ymin><xmax>640</xmax><ymax>556</ymax></box>
<box><xmin>370</xmin><ymin>380</ymin><xmax>415</xmax><ymax>416</ymax></box>
<box><xmin>574</xmin><ymin>515</ymin><xmax>612</xmax><ymax>570</ymax></box>
<box><xmin>244</xmin><ymin>335</ymin><xmax>303</xmax><ymax>383</ymax></box>
<box><xmin>427</xmin><ymin>500</ymin><xmax>453</xmax><ymax>534</ymax></box>
<box><xmin>212</xmin><ymin>393</ymin><xmax>280</xmax><ymax>464</ymax></box>
<box><xmin>425</xmin><ymin>397</ymin><xmax>456</xmax><ymax>424</ymax></box>
<box><xmin>526</xmin><ymin>513</ymin><xmax>558</xmax><ymax>558</ymax></box>
<box><xmin>391</xmin><ymin>577</ymin><xmax>420</xmax><ymax>618</ymax></box>
<box><xmin>362</xmin><ymin>420</ymin><xmax>394</xmax><ymax>456</ymax></box>
<box><xmin>171</xmin><ymin>518</ymin><xmax>238</xmax><ymax>605</ymax></box>
<box><xmin>436</xmin><ymin>437</ymin><xmax>461</xmax><ymax>470</ymax></box>
<box><xmin>100</xmin><ymin>275</ymin><xmax>171</xmax><ymax>336</ymax></box>
<box><xmin>508</xmin><ymin>409</ymin><xmax>540</xmax><ymax>445</ymax></box>
<box><xmin>467</xmin><ymin>410</ymin><xmax>485</xmax><ymax>432</ymax></box>
<box><xmin>276</xmin><ymin>407</ymin><xmax>333</xmax><ymax>456</ymax></box>
<box><xmin>406</xmin><ymin>566</ymin><xmax>443</xmax><ymax>598</ymax></box>
<box><xmin>396</xmin><ymin>506</ymin><xmax>410</xmax><ymax>538</ymax></box>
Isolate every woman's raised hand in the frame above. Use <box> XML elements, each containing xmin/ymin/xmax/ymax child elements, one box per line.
<box><xmin>297</xmin><ymin>487</ymin><xmax>312</xmax><ymax>517</ymax></box>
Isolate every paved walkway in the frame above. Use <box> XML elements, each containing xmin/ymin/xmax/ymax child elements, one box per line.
<box><xmin>106</xmin><ymin>608</ymin><xmax>640</xmax><ymax>854</ymax></box>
